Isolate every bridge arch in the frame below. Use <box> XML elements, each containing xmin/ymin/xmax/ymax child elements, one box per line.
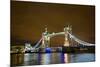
<box><xmin>42</xmin><ymin>31</ymin><xmax>70</xmax><ymax>48</ymax></box>
<box><xmin>48</xmin><ymin>33</ymin><xmax>65</xmax><ymax>47</ymax></box>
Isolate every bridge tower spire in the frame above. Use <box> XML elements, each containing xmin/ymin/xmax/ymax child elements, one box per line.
<box><xmin>64</xmin><ymin>25</ymin><xmax>72</xmax><ymax>47</ymax></box>
<box><xmin>42</xmin><ymin>26</ymin><xmax>50</xmax><ymax>48</ymax></box>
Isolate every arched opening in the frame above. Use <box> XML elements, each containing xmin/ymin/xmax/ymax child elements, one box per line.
<box><xmin>50</xmin><ymin>35</ymin><xmax>65</xmax><ymax>47</ymax></box>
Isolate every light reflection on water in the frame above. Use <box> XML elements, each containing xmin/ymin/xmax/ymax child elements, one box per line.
<box><xmin>70</xmin><ymin>53</ymin><xmax>95</xmax><ymax>62</ymax></box>
<box><xmin>41</xmin><ymin>53</ymin><xmax>51</xmax><ymax>64</ymax></box>
<box><xmin>11</xmin><ymin>53</ymin><xmax>95</xmax><ymax>66</ymax></box>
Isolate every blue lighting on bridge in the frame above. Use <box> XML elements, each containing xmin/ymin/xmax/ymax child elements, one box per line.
<box><xmin>45</xmin><ymin>48</ymin><xmax>52</xmax><ymax>53</ymax></box>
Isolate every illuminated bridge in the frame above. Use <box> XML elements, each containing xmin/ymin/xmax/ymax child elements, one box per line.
<box><xmin>25</xmin><ymin>25</ymin><xmax>95</xmax><ymax>52</ymax></box>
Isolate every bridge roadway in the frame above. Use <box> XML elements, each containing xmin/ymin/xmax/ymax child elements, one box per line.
<box><xmin>47</xmin><ymin>32</ymin><xmax>65</xmax><ymax>37</ymax></box>
<box><xmin>46</xmin><ymin>31</ymin><xmax>95</xmax><ymax>46</ymax></box>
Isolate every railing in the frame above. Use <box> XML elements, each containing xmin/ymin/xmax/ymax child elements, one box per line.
<box><xmin>68</xmin><ymin>32</ymin><xmax>95</xmax><ymax>46</ymax></box>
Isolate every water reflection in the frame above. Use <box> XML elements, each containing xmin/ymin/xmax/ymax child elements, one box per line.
<box><xmin>64</xmin><ymin>53</ymin><xmax>70</xmax><ymax>63</ymax></box>
<box><xmin>24</xmin><ymin>53</ymin><xmax>41</xmax><ymax>65</ymax></box>
<box><xmin>41</xmin><ymin>53</ymin><xmax>51</xmax><ymax>64</ymax></box>
<box><xmin>11</xmin><ymin>53</ymin><xmax>24</xmax><ymax>66</ymax></box>
<box><xmin>11</xmin><ymin>53</ymin><xmax>95</xmax><ymax>66</ymax></box>
<box><xmin>70</xmin><ymin>53</ymin><xmax>95</xmax><ymax>62</ymax></box>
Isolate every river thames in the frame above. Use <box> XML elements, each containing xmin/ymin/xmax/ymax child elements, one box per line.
<box><xmin>11</xmin><ymin>52</ymin><xmax>95</xmax><ymax>66</ymax></box>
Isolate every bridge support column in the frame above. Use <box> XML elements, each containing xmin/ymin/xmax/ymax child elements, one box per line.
<box><xmin>64</xmin><ymin>26</ymin><xmax>70</xmax><ymax>47</ymax></box>
<box><xmin>42</xmin><ymin>36</ymin><xmax>50</xmax><ymax>48</ymax></box>
<box><xmin>64</xmin><ymin>32</ymin><xmax>70</xmax><ymax>47</ymax></box>
<box><xmin>41</xmin><ymin>27</ymin><xmax>50</xmax><ymax>48</ymax></box>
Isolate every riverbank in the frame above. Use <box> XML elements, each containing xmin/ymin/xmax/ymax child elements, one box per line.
<box><xmin>11</xmin><ymin>46</ymin><xmax>95</xmax><ymax>54</ymax></box>
<box><xmin>62</xmin><ymin>46</ymin><xmax>95</xmax><ymax>53</ymax></box>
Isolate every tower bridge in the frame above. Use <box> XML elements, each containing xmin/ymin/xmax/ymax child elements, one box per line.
<box><xmin>25</xmin><ymin>25</ymin><xmax>95</xmax><ymax>53</ymax></box>
<box><xmin>41</xmin><ymin>25</ymin><xmax>72</xmax><ymax>48</ymax></box>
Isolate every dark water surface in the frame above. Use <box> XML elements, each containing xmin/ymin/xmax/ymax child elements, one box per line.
<box><xmin>11</xmin><ymin>53</ymin><xmax>95</xmax><ymax>66</ymax></box>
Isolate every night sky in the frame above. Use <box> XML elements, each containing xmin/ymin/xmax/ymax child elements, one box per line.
<box><xmin>11</xmin><ymin>1</ymin><xmax>95</xmax><ymax>46</ymax></box>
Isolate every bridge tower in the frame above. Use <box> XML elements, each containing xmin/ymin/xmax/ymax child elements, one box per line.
<box><xmin>42</xmin><ymin>27</ymin><xmax>50</xmax><ymax>48</ymax></box>
<box><xmin>64</xmin><ymin>25</ymin><xmax>72</xmax><ymax>47</ymax></box>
